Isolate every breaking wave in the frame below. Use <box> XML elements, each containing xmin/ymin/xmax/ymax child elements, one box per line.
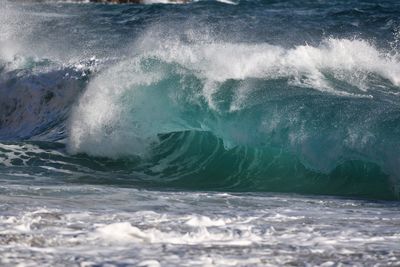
<box><xmin>64</xmin><ymin>36</ymin><xmax>400</xmax><ymax>199</ymax></box>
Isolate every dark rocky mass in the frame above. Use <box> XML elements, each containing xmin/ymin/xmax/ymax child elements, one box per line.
<box><xmin>15</xmin><ymin>0</ymin><xmax>191</xmax><ymax>3</ymax></box>
<box><xmin>89</xmin><ymin>0</ymin><xmax>190</xmax><ymax>2</ymax></box>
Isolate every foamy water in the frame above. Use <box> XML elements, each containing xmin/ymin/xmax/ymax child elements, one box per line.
<box><xmin>1</xmin><ymin>185</ymin><xmax>400</xmax><ymax>266</ymax></box>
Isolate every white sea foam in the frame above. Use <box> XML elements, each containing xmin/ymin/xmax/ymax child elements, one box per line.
<box><xmin>1</xmin><ymin>188</ymin><xmax>400</xmax><ymax>266</ymax></box>
<box><xmin>142</xmin><ymin>37</ymin><xmax>400</xmax><ymax>94</ymax></box>
<box><xmin>142</xmin><ymin>0</ymin><xmax>189</xmax><ymax>4</ymax></box>
<box><xmin>0</xmin><ymin>143</ymin><xmax>64</xmax><ymax>167</ymax></box>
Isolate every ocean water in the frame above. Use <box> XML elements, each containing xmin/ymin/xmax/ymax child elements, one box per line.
<box><xmin>1</xmin><ymin>0</ymin><xmax>400</xmax><ymax>266</ymax></box>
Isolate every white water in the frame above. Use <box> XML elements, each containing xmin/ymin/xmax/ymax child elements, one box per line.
<box><xmin>1</xmin><ymin>185</ymin><xmax>399</xmax><ymax>267</ymax></box>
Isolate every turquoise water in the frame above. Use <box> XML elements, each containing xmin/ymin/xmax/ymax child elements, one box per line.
<box><xmin>0</xmin><ymin>0</ymin><xmax>400</xmax><ymax>265</ymax></box>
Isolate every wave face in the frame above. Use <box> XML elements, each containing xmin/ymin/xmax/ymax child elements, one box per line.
<box><xmin>1</xmin><ymin>0</ymin><xmax>400</xmax><ymax>199</ymax></box>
